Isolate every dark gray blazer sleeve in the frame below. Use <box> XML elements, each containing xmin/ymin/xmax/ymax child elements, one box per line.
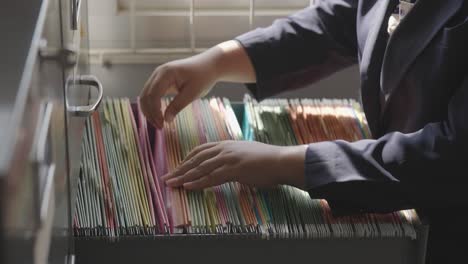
<box><xmin>235</xmin><ymin>0</ymin><xmax>358</xmax><ymax>100</ymax></box>
<box><xmin>306</xmin><ymin>72</ymin><xmax>468</xmax><ymax>216</ymax></box>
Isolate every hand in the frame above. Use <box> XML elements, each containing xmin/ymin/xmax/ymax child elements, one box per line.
<box><xmin>161</xmin><ymin>140</ymin><xmax>308</xmax><ymax>190</ymax></box>
<box><xmin>139</xmin><ymin>40</ymin><xmax>256</xmax><ymax>128</ymax></box>
<box><xmin>139</xmin><ymin>52</ymin><xmax>219</xmax><ymax>128</ymax></box>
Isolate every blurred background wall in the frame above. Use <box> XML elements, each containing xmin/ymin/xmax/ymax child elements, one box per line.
<box><xmin>86</xmin><ymin>0</ymin><xmax>360</xmax><ymax>100</ymax></box>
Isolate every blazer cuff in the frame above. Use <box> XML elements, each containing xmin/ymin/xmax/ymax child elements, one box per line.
<box><xmin>235</xmin><ymin>31</ymin><xmax>277</xmax><ymax>101</ymax></box>
<box><xmin>304</xmin><ymin>141</ymin><xmax>340</xmax><ymax>190</ymax></box>
<box><xmin>304</xmin><ymin>141</ymin><xmax>408</xmax><ymax>216</ymax></box>
<box><xmin>304</xmin><ymin>141</ymin><xmax>365</xmax><ymax>215</ymax></box>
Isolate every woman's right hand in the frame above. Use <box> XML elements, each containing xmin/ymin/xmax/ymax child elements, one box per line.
<box><xmin>139</xmin><ymin>40</ymin><xmax>256</xmax><ymax>128</ymax></box>
<box><xmin>139</xmin><ymin>50</ymin><xmax>219</xmax><ymax>128</ymax></box>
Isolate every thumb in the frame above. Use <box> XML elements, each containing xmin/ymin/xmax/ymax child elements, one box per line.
<box><xmin>164</xmin><ymin>86</ymin><xmax>196</xmax><ymax>122</ymax></box>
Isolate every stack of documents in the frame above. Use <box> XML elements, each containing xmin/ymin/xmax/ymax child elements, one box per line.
<box><xmin>74</xmin><ymin>96</ymin><xmax>420</xmax><ymax>239</ymax></box>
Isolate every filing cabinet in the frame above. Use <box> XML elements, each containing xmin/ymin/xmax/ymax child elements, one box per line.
<box><xmin>0</xmin><ymin>1</ymin><xmax>102</xmax><ymax>263</ymax></box>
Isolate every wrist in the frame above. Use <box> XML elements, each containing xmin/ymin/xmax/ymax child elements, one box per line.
<box><xmin>211</xmin><ymin>40</ymin><xmax>239</xmax><ymax>81</ymax></box>
<box><xmin>276</xmin><ymin>145</ymin><xmax>308</xmax><ymax>189</ymax></box>
<box><xmin>202</xmin><ymin>43</ymin><xmax>228</xmax><ymax>82</ymax></box>
<box><xmin>212</xmin><ymin>40</ymin><xmax>256</xmax><ymax>83</ymax></box>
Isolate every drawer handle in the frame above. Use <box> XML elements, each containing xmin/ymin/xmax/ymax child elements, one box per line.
<box><xmin>67</xmin><ymin>75</ymin><xmax>104</xmax><ymax>116</ymax></box>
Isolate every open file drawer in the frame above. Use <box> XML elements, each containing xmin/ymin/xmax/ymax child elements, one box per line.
<box><xmin>72</xmin><ymin>100</ymin><xmax>429</xmax><ymax>264</ymax></box>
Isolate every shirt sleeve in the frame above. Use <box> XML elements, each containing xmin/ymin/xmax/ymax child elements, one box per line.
<box><xmin>235</xmin><ymin>0</ymin><xmax>359</xmax><ymax>100</ymax></box>
<box><xmin>304</xmin><ymin>72</ymin><xmax>468</xmax><ymax>216</ymax></box>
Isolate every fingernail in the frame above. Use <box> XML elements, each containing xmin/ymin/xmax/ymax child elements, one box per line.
<box><xmin>161</xmin><ymin>173</ymin><xmax>171</xmax><ymax>180</ymax></box>
<box><xmin>166</xmin><ymin>178</ymin><xmax>178</xmax><ymax>186</ymax></box>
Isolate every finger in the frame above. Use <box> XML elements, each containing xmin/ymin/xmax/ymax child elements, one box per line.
<box><xmin>139</xmin><ymin>96</ymin><xmax>160</xmax><ymax>128</ymax></box>
<box><xmin>183</xmin><ymin>166</ymin><xmax>228</xmax><ymax>190</ymax></box>
<box><xmin>149</xmin><ymin>68</ymin><xmax>174</xmax><ymax>98</ymax></box>
<box><xmin>142</xmin><ymin>68</ymin><xmax>159</xmax><ymax>96</ymax></box>
<box><xmin>144</xmin><ymin>72</ymin><xmax>174</xmax><ymax>128</ymax></box>
<box><xmin>160</xmin><ymin>142</ymin><xmax>219</xmax><ymax>180</ymax></box>
<box><xmin>164</xmin><ymin>84</ymin><xmax>198</xmax><ymax>122</ymax></box>
<box><xmin>150</xmin><ymin>72</ymin><xmax>174</xmax><ymax>125</ymax></box>
<box><xmin>162</xmin><ymin>146</ymin><xmax>221</xmax><ymax>181</ymax></box>
<box><xmin>140</xmin><ymin>69</ymin><xmax>164</xmax><ymax>127</ymax></box>
<box><xmin>182</xmin><ymin>142</ymin><xmax>219</xmax><ymax>163</ymax></box>
<box><xmin>166</xmin><ymin>155</ymin><xmax>227</xmax><ymax>187</ymax></box>
<box><xmin>140</xmin><ymin>70</ymin><xmax>164</xmax><ymax>127</ymax></box>
<box><xmin>140</xmin><ymin>95</ymin><xmax>163</xmax><ymax>128</ymax></box>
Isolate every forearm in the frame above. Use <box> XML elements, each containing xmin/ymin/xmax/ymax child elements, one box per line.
<box><xmin>232</xmin><ymin>2</ymin><xmax>358</xmax><ymax>100</ymax></box>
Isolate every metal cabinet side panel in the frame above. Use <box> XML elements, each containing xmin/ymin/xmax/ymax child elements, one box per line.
<box><xmin>1</xmin><ymin>0</ymin><xmax>70</xmax><ymax>263</ymax></box>
<box><xmin>1</xmin><ymin>66</ymin><xmax>41</xmax><ymax>264</ymax></box>
<box><xmin>62</xmin><ymin>0</ymin><xmax>91</xmax><ymax>260</ymax></box>
<box><xmin>1</xmin><ymin>1</ymin><xmax>49</xmax><ymax>263</ymax></box>
<box><xmin>40</xmin><ymin>0</ymin><xmax>72</xmax><ymax>263</ymax></box>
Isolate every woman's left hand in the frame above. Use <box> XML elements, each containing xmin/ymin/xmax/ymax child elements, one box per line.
<box><xmin>161</xmin><ymin>140</ymin><xmax>307</xmax><ymax>190</ymax></box>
